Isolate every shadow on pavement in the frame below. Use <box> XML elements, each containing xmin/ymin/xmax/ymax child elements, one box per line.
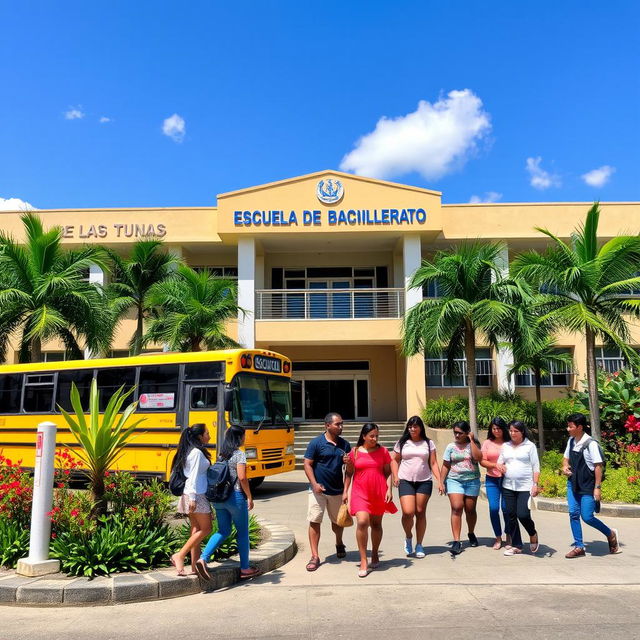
<box><xmin>254</xmin><ymin>480</ymin><xmax>308</xmax><ymax>500</ymax></box>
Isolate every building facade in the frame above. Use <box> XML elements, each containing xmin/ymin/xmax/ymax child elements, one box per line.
<box><xmin>2</xmin><ymin>170</ymin><xmax>640</xmax><ymax>421</ymax></box>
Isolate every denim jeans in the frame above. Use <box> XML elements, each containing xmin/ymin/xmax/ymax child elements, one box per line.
<box><xmin>201</xmin><ymin>490</ymin><xmax>250</xmax><ymax>570</ymax></box>
<box><xmin>502</xmin><ymin>488</ymin><xmax>537</xmax><ymax>549</ymax></box>
<box><xmin>485</xmin><ymin>476</ymin><xmax>507</xmax><ymax>537</ymax></box>
<box><xmin>567</xmin><ymin>481</ymin><xmax>611</xmax><ymax>548</ymax></box>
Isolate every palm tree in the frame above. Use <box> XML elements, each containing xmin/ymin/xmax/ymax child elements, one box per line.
<box><xmin>106</xmin><ymin>240</ymin><xmax>181</xmax><ymax>355</ymax></box>
<box><xmin>508</xmin><ymin>330</ymin><xmax>574</xmax><ymax>452</ymax></box>
<box><xmin>511</xmin><ymin>203</ymin><xmax>640</xmax><ymax>441</ymax></box>
<box><xmin>0</xmin><ymin>213</ymin><xmax>113</xmax><ymax>362</ymax></box>
<box><xmin>402</xmin><ymin>242</ymin><xmax>532</xmax><ymax>437</ymax></box>
<box><xmin>143</xmin><ymin>265</ymin><xmax>241</xmax><ymax>352</ymax></box>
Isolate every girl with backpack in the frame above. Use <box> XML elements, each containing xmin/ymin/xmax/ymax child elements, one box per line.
<box><xmin>562</xmin><ymin>413</ymin><xmax>620</xmax><ymax>558</ymax></box>
<box><xmin>391</xmin><ymin>415</ymin><xmax>444</xmax><ymax>559</ymax></box>
<box><xmin>195</xmin><ymin>426</ymin><xmax>260</xmax><ymax>580</ymax></box>
<box><xmin>170</xmin><ymin>423</ymin><xmax>213</xmax><ymax>576</ymax></box>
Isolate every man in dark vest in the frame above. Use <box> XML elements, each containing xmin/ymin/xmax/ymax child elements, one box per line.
<box><xmin>562</xmin><ymin>413</ymin><xmax>620</xmax><ymax>558</ymax></box>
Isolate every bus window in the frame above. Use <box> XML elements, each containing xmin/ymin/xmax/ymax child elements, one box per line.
<box><xmin>23</xmin><ymin>374</ymin><xmax>55</xmax><ymax>413</ymax></box>
<box><xmin>184</xmin><ymin>362</ymin><xmax>223</xmax><ymax>381</ymax></box>
<box><xmin>96</xmin><ymin>367</ymin><xmax>137</xmax><ymax>411</ymax></box>
<box><xmin>190</xmin><ymin>386</ymin><xmax>218</xmax><ymax>409</ymax></box>
<box><xmin>56</xmin><ymin>369</ymin><xmax>94</xmax><ymax>412</ymax></box>
<box><xmin>138</xmin><ymin>365</ymin><xmax>179</xmax><ymax>410</ymax></box>
<box><xmin>269</xmin><ymin>377</ymin><xmax>292</xmax><ymax>425</ymax></box>
<box><xmin>0</xmin><ymin>374</ymin><xmax>22</xmax><ymax>413</ymax></box>
<box><xmin>231</xmin><ymin>375</ymin><xmax>269</xmax><ymax>425</ymax></box>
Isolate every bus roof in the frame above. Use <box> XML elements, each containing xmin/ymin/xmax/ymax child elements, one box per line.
<box><xmin>0</xmin><ymin>348</ymin><xmax>291</xmax><ymax>374</ymax></box>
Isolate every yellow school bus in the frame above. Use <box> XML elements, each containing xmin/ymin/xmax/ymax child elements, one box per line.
<box><xmin>0</xmin><ymin>349</ymin><xmax>294</xmax><ymax>487</ymax></box>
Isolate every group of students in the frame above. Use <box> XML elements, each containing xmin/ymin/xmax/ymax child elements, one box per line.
<box><xmin>304</xmin><ymin>411</ymin><xmax>621</xmax><ymax>577</ymax></box>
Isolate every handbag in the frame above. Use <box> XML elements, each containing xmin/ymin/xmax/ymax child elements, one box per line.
<box><xmin>335</xmin><ymin>502</ymin><xmax>353</xmax><ymax>528</ymax></box>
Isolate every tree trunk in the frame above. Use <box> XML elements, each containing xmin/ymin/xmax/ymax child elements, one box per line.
<box><xmin>464</xmin><ymin>320</ymin><xmax>479</xmax><ymax>437</ymax></box>
<box><xmin>534</xmin><ymin>367</ymin><xmax>545</xmax><ymax>452</ymax></box>
<box><xmin>132</xmin><ymin>303</ymin><xmax>144</xmax><ymax>356</ymax></box>
<box><xmin>30</xmin><ymin>336</ymin><xmax>42</xmax><ymax>363</ymax></box>
<box><xmin>91</xmin><ymin>473</ymin><xmax>107</xmax><ymax>520</ymax></box>
<box><xmin>585</xmin><ymin>326</ymin><xmax>602</xmax><ymax>441</ymax></box>
<box><xmin>190</xmin><ymin>337</ymin><xmax>201</xmax><ymax>352</ymax></box>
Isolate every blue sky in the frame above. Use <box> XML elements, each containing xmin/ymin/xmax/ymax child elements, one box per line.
<box><xmin>1</xmin><ymin>1</ymin><xmax>638</xmax><ymax>210</ymax></box>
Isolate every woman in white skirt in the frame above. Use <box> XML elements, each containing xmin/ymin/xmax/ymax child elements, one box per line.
<box><xmin>170</xmin><ymin>423</ymin><xmax>212</xmax><ymax>575</ymax></box>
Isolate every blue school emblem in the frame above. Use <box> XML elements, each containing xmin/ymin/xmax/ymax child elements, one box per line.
<box><xmin>316</xmin><ymin>178</ymin><xmax>344</xmax><ymax>204</ymax></box>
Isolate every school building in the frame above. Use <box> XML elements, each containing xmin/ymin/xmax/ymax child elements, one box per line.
<box><xmin>2</xmin><ymin>169</ymin><xmax>640</xmax><ymax>422</ymax></box>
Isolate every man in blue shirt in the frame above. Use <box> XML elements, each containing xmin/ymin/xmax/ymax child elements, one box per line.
<box><xmin>303</xmin><ymin>412</ymin><xmax>351</xmax><ymax>571</ymax></box>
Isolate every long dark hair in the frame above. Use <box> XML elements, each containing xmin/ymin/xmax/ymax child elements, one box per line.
<box><xmin>397</xmin><ymin>415</ymin><xmax>429</xmax><ymax>453</ymax></box>
<box><xmin>356</xmin><ymin>422</ymin><xmax>379</xmax><ymax>448</ymax></box>
<box><xmin>171</xmin><ymin>423</ymin><xmax>211</xmax><ymax>470</ymax></box>
<box><xmin>219</xmin><ymin>425</ymin><xmax>246</xmax><ymax>460</ymax></box>
<box><xmin>487</xmin><ymin>416</ymin><xmax>510</xmax><ymax>442</ymax></box>
<box><xmin>508</xmin><ymin>420</ymin><xmax>528</xmax><ymax>440</ymax></box>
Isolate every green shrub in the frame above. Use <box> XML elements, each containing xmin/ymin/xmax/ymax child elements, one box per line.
<box><xmin>0</xmin><ymin>519</ymin><xmax>30</xmax><ymax>568</ymax></box>
<box><xmin>540</xmin><ymin>449</ymin><xmax>564</xmax><ymax>471</ymax></box>
<box><xmin>421</xmin><ymin>395</ymin><xmax>468</xmax><ymax>429</ymax></box>
<box><xmin>538</xmin><ymin>468</ymin><xmax>567</xmax><ymax>498</ymax></box>
<box><xmin>50</xmin><ymin>514</ymin><xmax>179</xmax><ymax>577</ymax></box>
<box><xmin>175</xmin><ymin>514</ymin><xmax>262</xmax><ymax>564</ymax></box>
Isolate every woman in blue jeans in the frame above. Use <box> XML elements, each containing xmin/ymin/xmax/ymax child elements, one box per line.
<box><xmin>195</xmin><ymin>426</ymin><xmax>260</xmax><ymax>580</ymax></box>
<box><xmin>480</xmin><ymin>417</ymin><xmax>510</xmax><ymax>549</ymax></box>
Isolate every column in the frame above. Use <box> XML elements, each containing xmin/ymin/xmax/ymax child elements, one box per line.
<box><xmin>402</xmin><ymin>235</ymin><xmax>426</xmax><ymax>418</ymax></box>
<box><xmin>84</xmin><ymin>264</ymin><xmax>105</xmax><ymax>359</ymax></box>
<box><xmin>237</xmin><ymin>237</ymin><xmax>256</xmax><ymax>349</ymax></box>
<box><xmin>494</xmin><ymin>244</ymin><xmax>514</xmax><ymax>393</ymax></box>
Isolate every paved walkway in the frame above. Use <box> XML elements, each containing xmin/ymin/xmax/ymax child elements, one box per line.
<box><xmin>3</xmin><ymin>471</ymin><xmax>640</xmax><ymax>639</ymax></box>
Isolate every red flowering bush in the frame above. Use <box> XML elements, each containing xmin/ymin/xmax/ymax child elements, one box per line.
<box><xmin>0</xmin><ymin>453</ymin><xmax>33</xmax><ymax>528</ymax></box>
<box><xmin>54</xmin><ymin>448</ymin><xmax>85</xmax><ymax>488</ymax></box>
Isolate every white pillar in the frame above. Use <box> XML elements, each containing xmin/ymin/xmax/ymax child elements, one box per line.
<box><xmin>403</xmin><ymin>235</ymin><xmax>422</xmax><ymax>311</ymax></box>
<box><xmin>85</xmin><ymin>264</ymin><xmax>105</xmax><ymax>359</ymax></box>
<box><xmin>238</xmin><ymin>238</ymin><xmax>256</xmax><ymax>348</ymax></box>
<box><xmin>494</xmin><ymin>245</ymin><xmax>514</xmax><ymax>393</ymax></box>
<box><xmin>16</xmin><ymin>422</ymin><xmax>60</xmax><ymax>577</ymax></box>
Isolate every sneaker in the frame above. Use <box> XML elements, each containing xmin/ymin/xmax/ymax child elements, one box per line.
<box><xmin>450</xmin><ymin>541</ymin><xmax>462</xmax><ymax>556</ymax></box>
<box><xmin>504</xmin><ymin>547</ymin><xmax>522</xmax><ymax>556</ymax></box>
<box><xmin>404</xmin><ymin>538</ymin><xmax>413</xmax><ymax>556</ymax></box>
<box><xmin>608</xmin><ymin>529</ymin><xmax>620</xmax><ymax>554</ymax></box>
<box><xmin>468</xmin><ymin>533</ymin><xmax>479</xmax><ymax>547</ymax></box>
<box><xmin>415</xmin><ymin>544</ymin><xmax>426</xmax><ymax>558</ymax></box>
<box><xmin>565</xmin><ymin>547</ymin><xmax>586</xmax><ymax>559</ymax></box>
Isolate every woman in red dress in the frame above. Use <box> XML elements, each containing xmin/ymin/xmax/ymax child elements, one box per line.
<box><xmin>343</xmin><ymin>423</ymin><xmax>397</xmax><ymax>577</ymax></box>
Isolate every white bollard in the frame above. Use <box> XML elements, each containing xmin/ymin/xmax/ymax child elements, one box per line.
<box><xmin>16</xmin><ymin>421</ymin><xmax>61</xmax><ymax>577</ymax></box>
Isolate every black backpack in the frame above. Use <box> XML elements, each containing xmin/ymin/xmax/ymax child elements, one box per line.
<box><xmin>205</xmin><ymin>459</ymin><xmax>234</xmax><ymax>502</ymax></box>
<box><xmin>573</xmin><ymin>436</ymin><xmax>607</xmax><ymax>482</ymax></box>
<box><xmin>168</xmin><ymin>465</ymin><xmax>187</xmax><ymax>497</ymax></box>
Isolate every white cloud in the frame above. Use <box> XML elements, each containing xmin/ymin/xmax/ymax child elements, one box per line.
<box><xmin>340</xmin><ymin>89</ymin><xmax>491</xmax><ymax>180</ymax></box>
<box><xmin>526</xmin><ymin>156</ymin><xmax>561</xmax><ymax>189</ymax></box>
<box><xmin>99</xmin><ymin>116</ymin><xmax>112</xmax><ymax>123</ymax></box>
<box><xmin>0</xmin><ymin>197</ymin><xmax>36</xmax><ymax>211</ymax></box>
<box><xmin>162</xmin><ymin>113</ymin><xmax>186</xmax><ymax>143</ymax></box>
<box><xmin>582</xmin><ymin>165</ymin><xmax>615</xmax><ymax>187</ymax></box>
<box><xmin>64</xmin><ymin>106</ymin><xmax>85</xmax><ymax>120</ymax></box>
<box><xmin>469</xmin><ymin>191</ymin><xmax>502</xmax><ymax>203</ymax></box>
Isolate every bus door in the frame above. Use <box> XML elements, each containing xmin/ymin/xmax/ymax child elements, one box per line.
<box><xmin>181</xmin><ymin>384</ymin><xmax>223</xmax><ymax>450</ymax></box>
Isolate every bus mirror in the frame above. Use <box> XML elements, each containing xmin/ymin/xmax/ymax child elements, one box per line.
<box><xmin>223</xmin><ymin>385</ymin><xmax>234</xmax><ymax>413</ymax></box>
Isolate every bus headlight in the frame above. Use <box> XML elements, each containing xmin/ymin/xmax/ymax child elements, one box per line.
<box><xmin>285</xmin><ymin>444</ymin><xmax>294</xmax><ymax>456</ymax></box>
<box><xmin>245</xmin><ymin>448</ymin><xmax>258</xmax><ymax>459</ymax></box>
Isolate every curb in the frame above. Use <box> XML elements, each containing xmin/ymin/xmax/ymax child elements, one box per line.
<box><xmin>0</xmin><ymin>518</ymin><xmax>296</xmax><ymax>607</ymax></box>
<box><xmin>479</xmin><ymin>487</ymin><xmax>640</xmax><ymax>518</ymax></box>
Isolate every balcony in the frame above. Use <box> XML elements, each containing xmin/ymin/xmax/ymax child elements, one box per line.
<box><xmin>255</xmin><ymin>288</ymin><xmax>404</xmax><ymax>320</ymax></box>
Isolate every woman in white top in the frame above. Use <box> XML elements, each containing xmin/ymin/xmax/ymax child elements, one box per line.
<box><xmin>391</xmin><ymin>416</ymin><xmax>444</xmax><ymax>559</ymax></box>
<box><xmin>496</xmin><ymin>420</ymin><xmax>540</xmax><ymax>556</ymax></box>
<box><xmin>170</xmin><ymin>423</ymin><xmax>212</xmax><ymax>575</ymax></box>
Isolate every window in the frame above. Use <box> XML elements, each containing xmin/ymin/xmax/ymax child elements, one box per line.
<box><xmin>515</xmin><ymin>349</ymin><xmax>574</xmax><ymax>387</ymax></box>
<box><xmin>138</xmin><ymin>365</ymin><xmax>179</xmax><ymax>410</ymax></box>
<box><xmin>110</xmin><ymin>350</ymin><xmax>131</xmax><ymax>359</ymax></box>
<box><xmin>96</xmin><ymin>367</ymin><xmax>137</xmax><ymax>411</ymax></box>
<box><xmin>192</xmin><ymin>266</ymin><xmax>238</xmax><ymax>279</ymax></box>
<box><xmin>190</xmin><ymin>387</ymin><xmax>218</xmax><ymax>409</ymax></box>
<box><xmin>0</xmin><ymin>374</ymin><xmax>22</xmax><ymax>413</ymax></box>
<box><xmin>56</xmin><ymin>369</ymin><xmax>94</xmax><ymax>412</ymax></box>
<box><xmin>184</xmin><ymin>362</ymin><xmax>224</xmax><ymax>380</ymax></box>
<box><xmin>595</xmin><ymin>347</ymin><xmax>634</xmax><ymax>374</ymax></box>
<box><xmin>43</xmin><ymin>352</ymin><xmax>65</xmax><ymax>362</ymax></box>
<box><xmin>23</xmin><ymin>373</ymin><xmax>55</xmax><ymax>412</ymax></box>
<box><xmin>426</xmin><ymin>349</ymin><xmax>493</xmax><ymax>387</ymax></box>
<box><xmin>423</xmin><ymin>280</ymin><xmax>444</xmax><ymax>298</ymax></box>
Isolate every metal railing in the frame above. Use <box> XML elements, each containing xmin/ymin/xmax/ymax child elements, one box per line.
<box><xmin>256</xmin><ymin>288</ymin><xmax>404</xmax><ymax>320</ymax></box>
<box><xmin>425</xmin><ymin>358</ymin><xmax>494</xmax><ymax>387</ymax></box>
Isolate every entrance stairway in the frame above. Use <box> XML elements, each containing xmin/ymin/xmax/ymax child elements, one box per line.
<box><xmin>294</xmin><ymin>421</ymin><xmax>406</xmax><ymax>469</ymax></box>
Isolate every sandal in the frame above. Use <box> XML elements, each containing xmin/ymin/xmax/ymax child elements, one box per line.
<box><xmin>493</xmin><ymin>539</ymin><xmax>503</xmax><ymax>550</ymax></box>
<box><xmin>195</xmin><ymin>558</ymin><xmax>212</xmax><ymax>580</ymax></box>
<box><xmin>358</xmin><ymin>567</ymin><xmax>370</xmax><ymax>578</ymax></box>
<box><xmin>335</xmin><ymin>544</ymin><xmax>346</xmax><ymax>558</ymax></box>
<box><xmin>306</xmin><ymin>556</ymin><xmax>321</xmax><ymax>572</ymax></box>
<box><xmin>530</xmin><ymin>534</ymin><xmax>539</xmax><ymax>554</ymax></box>
<box><xmin>240</xmin><ymin>567</ymin><xmax>260</xmax><ymax>579</ymax></box>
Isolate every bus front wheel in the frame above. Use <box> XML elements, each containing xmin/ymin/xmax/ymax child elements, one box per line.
<box><xmin>249</xmin><ymin>476</ymin><xmax>265</xmax><ymax>490</ymax></box>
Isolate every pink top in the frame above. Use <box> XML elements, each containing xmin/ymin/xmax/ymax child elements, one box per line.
<box><xmin>481</xmin><ymin>439</ymin><xmax>504</xmax><ymax>478</ymax></box>
<box><xmin>393</xmin><ymin>439</ymin><xmax>437</xmax><ymax>482</ymax></box>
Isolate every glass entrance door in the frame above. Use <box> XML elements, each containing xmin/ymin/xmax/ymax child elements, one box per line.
<box><xmin>293</xmin><ymin>376</ymin><xmax>370</xmax><ymax>421</ymax></box>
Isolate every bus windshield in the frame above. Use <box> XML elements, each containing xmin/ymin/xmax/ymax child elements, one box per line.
<box><xmin>231</xmin><ymin>373</ymin><xmax>292</xmax><ymax>428</ymax></box>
